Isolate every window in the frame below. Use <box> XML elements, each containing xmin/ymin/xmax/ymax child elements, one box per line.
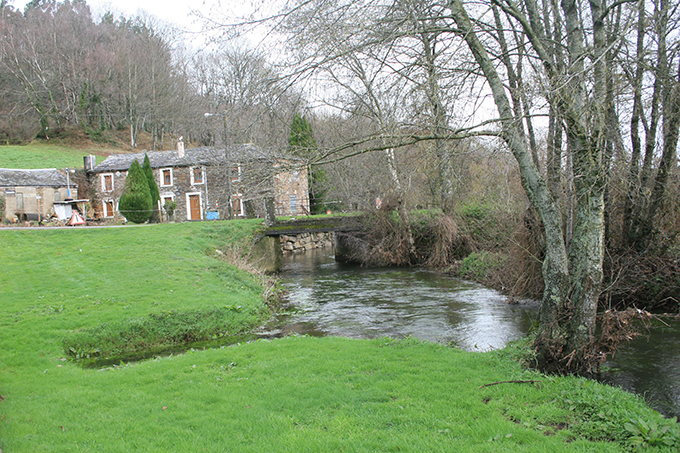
<box><xmin>103</xmin><ymin>200</ymin><xmax>115</xmax><ymax>218</ymax></box>
<box><xmin>16</xmin><ymin>192</ymin><xmax>24</xmax><ymax>211</ymax></box>
<box><xmin>231</xmin><ymin>165</ymin><xmax>241</xmax><ymax>182</ymax></box>
<box><xmin>191</xmin><ymin>167</ymin><xmax>204</xmax><ymax>185</ymax></box>
<box><xmin>289</xmin><ymin>194</ymin><xmax>297</xmax><ymax>214</ymax></box>
<box><xmin>54</xmin><ymin>191</ymin><xmax>61</xmax><ymax>202</ymax></box>
<box><xmin>101</xmin><ymin>174</ymin><xmax>114</xmax><ymax>192</ymax></box>
<box><xmin>160</xmin><ymin>168</ymin><xmax>173</xmax><ymax>187</ymax></box>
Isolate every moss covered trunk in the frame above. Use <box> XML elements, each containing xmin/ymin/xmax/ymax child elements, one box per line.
<box><xmin>450</xmin><ymin>0</ymin><xmax>607</xmax><ymax>374</ymax></box>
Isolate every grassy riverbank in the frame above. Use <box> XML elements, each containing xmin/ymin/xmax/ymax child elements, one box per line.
<box><xmin>0</xmin><ymin>222</ymin><xmax>676</xmax><ymax>452</ymax></box>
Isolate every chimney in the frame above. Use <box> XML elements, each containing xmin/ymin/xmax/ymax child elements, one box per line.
<box><xmin>84</xmin><ymin>155</ymin><xmax>96</xmax><ymax>171</ymax></box>
<box><xmin>177</xmin><ymin>136</ymin><xmax>185</xmax><ymax>158</ymax></box>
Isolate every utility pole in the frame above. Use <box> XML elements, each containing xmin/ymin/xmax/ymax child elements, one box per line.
<box><xmin>204</xmin><ymin>112</ymin><xmax>233</xmax><ymax>220</ymax></box>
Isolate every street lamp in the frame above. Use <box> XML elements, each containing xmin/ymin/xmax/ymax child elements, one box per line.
<box><xmin>66</xmin><ymin>168</ymin><xmax>76</xmax><ymax>198</ymax></box>
<box><xmin>204</xmin><ymin>112</ymin><xmax>233</xmax><ymax>220</ymax></box>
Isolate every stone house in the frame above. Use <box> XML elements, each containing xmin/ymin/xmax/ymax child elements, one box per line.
<box><xmin>86</xmin><ymin>144</ymin><xmax>309</xmax><ymax>222</ymax></box>
<box><xmin>0</xmin><ymin>168</ymin><xmax>75</xmax><ymax>221</ymax></box>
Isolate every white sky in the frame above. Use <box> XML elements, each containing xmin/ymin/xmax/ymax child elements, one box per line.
<box><xmin>9</xmin><ymin>0</ymin><xmax>275</xmax><ymax>51</ymax></box>
<box><xmin>11</xmin><ymin>0</ymin><xmax>190</xmax><ymax>24</ymax></box>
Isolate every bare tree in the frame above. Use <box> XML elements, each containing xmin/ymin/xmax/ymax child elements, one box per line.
<box><xmin>623</xmin><ymin>0</ymin><xmax>680</xmax><ymax>248</ymax></box>
<box><xmin>193</xmin><ymin>45</ymin><xmax>303</xmax><ymax>150</ymax></box>
<box><xmin>0</xmin><ymin>1</ymin><xmax>201</xmax><ymax>145</ymax></box>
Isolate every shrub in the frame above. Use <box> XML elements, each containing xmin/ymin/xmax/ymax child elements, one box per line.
<box><xmin>458</xmin><ymin>201</ymin><xmax>493</xmax><ymax>220</ymax></box>
<box><xmin>142</xmin><ymin>154</ymin><xmax>160</xmax><ymax>222</ymax></box>
<box><xmin>164</xmin><ymin>200</ymin><xmax>177</xmax><ymax>218</ymax></box>
<box><xmin>457</xmin><ymin>251</ymin><xmax>503</xmax><ymax>280</ymax></box>
<box><xmin>119</xmin><ymin>159</ymin><xmax>152</xmax><ymax>223</ymax></box>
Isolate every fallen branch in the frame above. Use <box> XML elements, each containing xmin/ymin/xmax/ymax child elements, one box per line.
<box><xmin>479</xmin><ymin>380</ymin><xmax>540</xmax><ymax>389</ymax></box>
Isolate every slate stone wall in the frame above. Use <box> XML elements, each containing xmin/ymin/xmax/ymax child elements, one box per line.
<box><xmin>91</xmin><ymin>166</ymin><xmax>210</xmax><ymax>222</ymax></box>
<box><xmin>89</xmin><ymin>159</ymin><xmax>310</xmax><ymax>222</ymax></box>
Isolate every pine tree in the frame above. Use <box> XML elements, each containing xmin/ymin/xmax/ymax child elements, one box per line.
<box><xmin>288</xmin><ymin>113</ymin><xmax>327</xmax><ymax>214</ymax></box>
<box><xmin>142</xmin><ymin>154</ymin><xmax>160</xmax><ymax>222</ymax></box>
<box><xmin>288</xmin><ymin>113</ymin><xmax>317</xmax><ymax>158</ymax></box>
<box><xmin>119</xmin><ymin>159</ymin><xmax>152</xmax><ymax>224</ymax></box>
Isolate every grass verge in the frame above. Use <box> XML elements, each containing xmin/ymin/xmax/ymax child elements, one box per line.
<box><xmin>0</xmin><ymin>142</ymin><xmax>112</xmax><ymax>169</ymax></box>
<box><xmin>0</xmin><ymin>221</ymin><xmax>676</xmax><ymax>452</ymax></box>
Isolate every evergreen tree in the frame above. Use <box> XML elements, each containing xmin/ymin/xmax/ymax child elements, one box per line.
<box><xmin>288</xmin><ymin>113</ymin><xmax>317</xmax><ymax>158</ymax></box>
<box><xmin>119</xmin><ymin>159</ymin><xmax>152</xmax><ymax>224</ymax></box>
<box><xmin>288</xmin><ymin>113</ymin><xmax>327</xmax><ymax>214</ymax></box>
<box><xmin>142</xmin><ymin>154</ymin><xmax>160</xmax><ymax>222</ymax></box>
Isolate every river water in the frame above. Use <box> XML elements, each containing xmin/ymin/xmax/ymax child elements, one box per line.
<box><xmin>272</xmin><ymin>248</ymin><xmax>680</xmax><ymax>418</ymax></box>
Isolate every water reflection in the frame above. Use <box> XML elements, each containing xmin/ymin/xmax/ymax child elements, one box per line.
<box><xmin>275</xmin><ymin>248</ymin><xmax>538</xmax><ymax>351</ymax></box>
<box><xmin>600</xmin><ymin>320</ymin><xmax>680</xmax><ymax>418</ymax></box>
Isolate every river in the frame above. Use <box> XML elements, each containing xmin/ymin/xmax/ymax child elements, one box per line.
<box><xmin>271</xmin><ymin>248</ymin><xmax>680</xmax><ymax>418</ymax></box>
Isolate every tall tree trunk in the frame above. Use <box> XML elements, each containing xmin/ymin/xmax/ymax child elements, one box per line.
<box><xmin>634</xmin><ymin>0</ymin><xmax>678</xmax><ymax>248</ymax></box>
<box><xmin>420</xmin><ymin>31</ymin><xmax>453</xmax><ymax>214</ymax></box>
<box><xmin>645</xmin><ymin>59</ymin><xmax>680</xmax><ymax>236</ymax></box>
<box><xmin>450</xmin><ymin>0</ymin><xmax>608</xmax><ymax>373</ymax></box>
<box><xmin>623</xmin><ymin>0</ymin><xmax>646</xmax><ymax>244</ymax></box>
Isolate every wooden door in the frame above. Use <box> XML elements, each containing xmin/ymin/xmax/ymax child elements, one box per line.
<box><xmin>189</xmin><ymin>195</ymin><xmax>201</xmax><ymax>220</ymax></box>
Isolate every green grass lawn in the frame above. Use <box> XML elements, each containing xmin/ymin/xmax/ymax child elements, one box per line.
<box><xmin>0</xmin><ymin>222</ymin><xmax>676</xmax><ymax>452</ymax></box>
<box><xmin>0</xmin><ymin>142</ymin><xmax>111</xmax><ymax>169</ymax></box>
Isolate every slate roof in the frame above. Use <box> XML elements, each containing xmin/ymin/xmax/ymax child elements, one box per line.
<box><xmin>92</xmin><ymin>145</ymin><xmax>282</xmax><ymax>173</ymax></box>
<box><xmin>0</xmin><ymin>168</ymin><xmax>68</xmax><ymax>187</ymax></box>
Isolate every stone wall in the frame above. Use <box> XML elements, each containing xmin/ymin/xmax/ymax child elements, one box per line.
<box><xmin>279</xmin><ymin>231</ymin><xmax>335</xmax><ymax>253</ymax></box>
<box><xmin>90</xmin><ymin>165</ymin><xmax>213</xmax><ymax>222</ymax></box>
<box><xmin>89</xmin><ymin>159</ymin><xmax>310</xmax><ymax>222</ymax></box>
<box><xmin>250</xmin><ymin>236</ymin><xmax>282</xmax><ymax>274</ymax></box>
<box><xmin>273</xmin><ymin>165</ymin><xmax>310</xmax><ymax>216</ymax></box>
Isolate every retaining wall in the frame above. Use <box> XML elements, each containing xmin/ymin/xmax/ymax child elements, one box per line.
<box><xmin>279</xmin><ymin>231</ymin><xmax>335</xmax><ymax>253</ymax></box>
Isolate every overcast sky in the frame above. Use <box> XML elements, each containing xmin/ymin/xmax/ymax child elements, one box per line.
<box><xmin>11</xmin><ymin>0</ymin><xmax>208</xmax><ymax>31</ymax></box>
<box><xmin>9</xmin><ymin>0</ymin><xmax>276</xmax><ymax>50</ymax></box>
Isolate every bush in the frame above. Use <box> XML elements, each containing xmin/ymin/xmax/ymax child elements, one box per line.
<box><xmin>457</xmin><ymin>251</ymin><xmax>503</xmax><ymax>280</ymax></box>
<box><xmin>164</xmin><ymin>200</ymin><xmax>177</xmax><ymax>218</ymax></box>
<box><xmin>142</xmin><ymin>154</ymin><xmax>160</xmax><ymax>222</ymax></box>
<box><xmin>119</xmin><ymin>159</ymin><xmax>152</xmax><ymax>224</ymax></box>
<box><xmin>458</xmin><ymin>201</ymin><xmax>493</xmax><ymax>220</ymax></box>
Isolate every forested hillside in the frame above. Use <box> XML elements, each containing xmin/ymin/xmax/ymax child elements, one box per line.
<box><xmin>0</xmin><ymin>0</ymin><xmax>301</xmax><ymax>151</ymax></box>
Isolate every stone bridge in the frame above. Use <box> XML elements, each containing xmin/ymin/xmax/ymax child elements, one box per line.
<box><xmin>250</xmin><ymin>216</ymin><xmax>363</xmax><ymax>272</ymax></box>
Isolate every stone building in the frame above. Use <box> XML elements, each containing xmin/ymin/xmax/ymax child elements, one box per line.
<box><xmin>0</xmin><ymin>168</ymin><xmax>74</xmax><ymax>221</ymax></box>
<box><xmin>86</xmin><ymin>144</ymin><xmax>309</xmax><ymax>222</ymax></box>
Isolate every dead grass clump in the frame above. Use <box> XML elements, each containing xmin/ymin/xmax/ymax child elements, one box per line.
<box><xmin>215</xmin><ymin>244</ymin><xmax>283</xmax><ymax>309</ymax></box>
<box><xmin>602</xmin><ymin>249</ymin><xmax>680</xmax><ymax>312</ymax></box>
<box><xmin>492</xmin><ymin>211</ymin><xmax>545</xmax><ymax>300</ymax></box>
<box><xmin>582</xmin><ymin>308</ymin><xmax>655</xmax><ymax>373</ymax></box>
<box><xmin>424</xmin><ymin>213</ymin><xmax>475</xmax><ymax>267</ymax></box>
<box><xmin>342</xmin><ymin>211</ymin><xmax>477</xmax><ymax>267</ymax></box>
<box><xmin>359</xmin><ymin>209</ymin><xmax>414</xmax><ymax>266</ymax></box>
